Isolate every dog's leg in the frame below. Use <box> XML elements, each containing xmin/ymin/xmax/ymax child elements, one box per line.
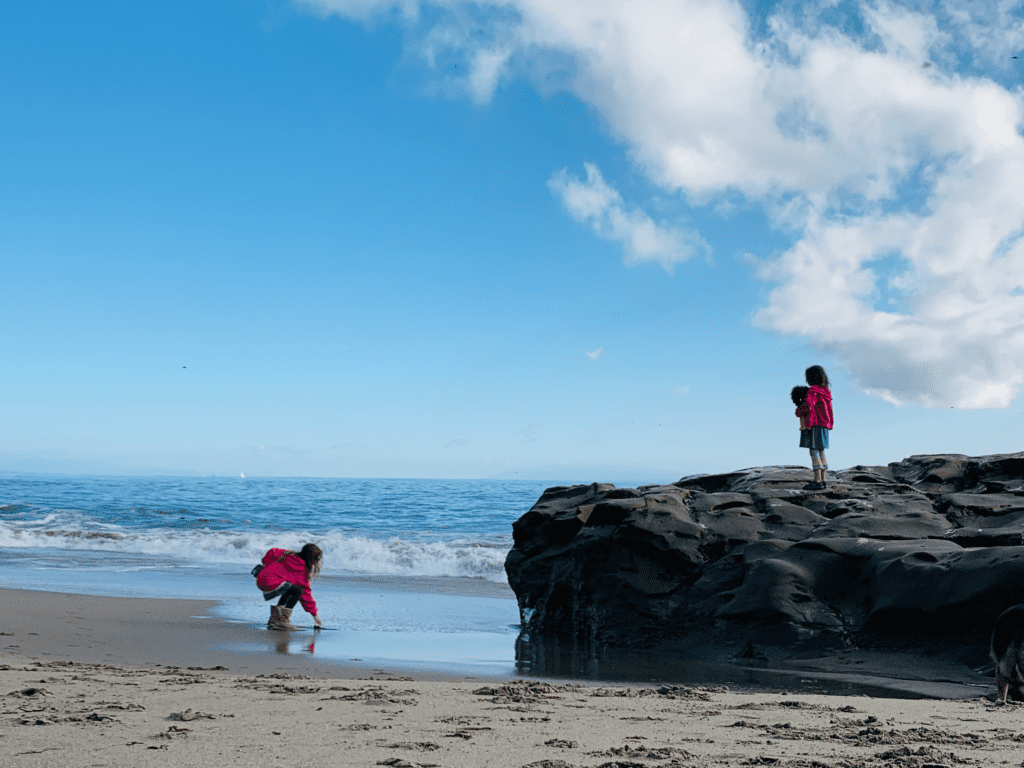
<box><xmin>997</xmin><ymin>671</ymin><xmax>1010</xmax><ymax>703</ymax></box>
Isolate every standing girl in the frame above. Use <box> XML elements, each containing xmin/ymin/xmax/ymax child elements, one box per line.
<box><xmin>802</xmin><ymin>366</ymin><xmax>833</xmax><ymax>490</ymax></box>
<box><xmin>255</xmin><ymin>543</ymin><xmax>323</xmax><ymax>631</ymax></box>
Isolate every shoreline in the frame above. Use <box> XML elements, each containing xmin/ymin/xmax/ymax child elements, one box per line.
<box><xmin>0</xmin><ymin>587</ymin><xmax>994</xmax><ymax>699</ymax></box>
<box><xmin>0</xmin><ymin>588</ymin><xmax>504</xmax><ymax>682</ymax></box>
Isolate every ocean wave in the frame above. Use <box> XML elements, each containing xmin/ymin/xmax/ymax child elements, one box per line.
<box><xmin>0</xmin><ymin>524</ymin><xmax>510</xmax><ymax>582</ymax></box>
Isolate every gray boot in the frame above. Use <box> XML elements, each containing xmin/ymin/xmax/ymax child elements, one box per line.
<box><xmin>276</xmin><ymin>607</ymin><xmax>298</xmax><ymax>631</ymax></box>
<box><xmin>267</xmin><ymin>604</ymin><xmax>283</xmax><ymax>629</ymax></box>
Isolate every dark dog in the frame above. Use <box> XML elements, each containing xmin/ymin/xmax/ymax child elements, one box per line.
<box><xmin>992</xmin><ymin>605</ymin><xmax>1024</xmax><ymax>702</ymax></box>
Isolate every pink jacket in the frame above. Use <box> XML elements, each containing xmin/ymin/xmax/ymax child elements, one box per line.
<box><xmin>805</xmin><ymin>385</ymin><xmax>833</xmax><ymax>430</ymax></box>
<box><xmin>256</xmin><ymin>548</ymin><xmax>317</xmax><ymax>616</ymax></box>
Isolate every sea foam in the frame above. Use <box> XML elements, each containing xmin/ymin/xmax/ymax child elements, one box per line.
<box><xmin>0</xmin><ymin>522</ymin><xmax>510</xmax><ymax>581</ymax></box>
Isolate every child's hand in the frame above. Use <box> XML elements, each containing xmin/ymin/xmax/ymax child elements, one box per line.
<box><xmin>314</xmin><ymin>615</ymin><xmax>322</xmax><ymax>628</ymax></box>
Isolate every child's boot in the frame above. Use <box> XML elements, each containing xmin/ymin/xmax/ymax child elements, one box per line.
<box><xmin>802</xmin><ymin>470</ymin><xmax>819</xmax><ymax>491</ymax></box>
<box><xmin>267</xmin><ymin>605</ymin><xmax>282</xmax><ymax>629</ymax></box>
<box><xmin>276</xmin><ymin>607</ymin><xmax>298</xmax><ymax>631</ymax></box>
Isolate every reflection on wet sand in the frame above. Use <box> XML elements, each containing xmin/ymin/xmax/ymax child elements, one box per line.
<box><xmin>514</xmin><ymin>631</ymin><xmax>991</xmax><ymax>699</ymax></box>
<box><xmin>271</xmin><ymin>630</ymin><xmax>318</xmax><ymax>656</ymax></box>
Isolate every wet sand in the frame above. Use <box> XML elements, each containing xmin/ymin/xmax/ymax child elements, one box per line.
<box><xmin>0</xmin><ymin>588</ymin><xmax>492</xmax><ymax>681</ymax></box>
<box><xmin>2</xmin><ymin>587</ymin><xmax>1021</xmax><ymax>767</ymax></box>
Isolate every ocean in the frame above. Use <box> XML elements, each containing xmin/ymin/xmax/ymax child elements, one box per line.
<box><xmin>0</xmin><ymin>474</ymin><xmax>558</xmax><ymax>675</ymax></box>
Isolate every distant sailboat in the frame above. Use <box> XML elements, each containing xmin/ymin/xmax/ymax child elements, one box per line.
<box><xmin>240</xmin><ymin>472</ymin><xmax>246</xmax><ymax>478</ymax></box>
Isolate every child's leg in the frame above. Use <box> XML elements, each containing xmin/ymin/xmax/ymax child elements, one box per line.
<box><xmin>262</xmin><ymin>580</ymin><xmax>293</xmax><ymax>601</ymax></box>
<box><xmin>810</xmin><ymin>449</ymin><xmax>824</xmax><ymax>483</ymax></box>
<box><xmin>817</xmin><ymin>450</ymin><xmax>828</xmax><ymax>484</ymax></box>
<box><xmin>277</xmin><ymin>584</ymin><xmax>303</xmax><ymax>610</ymax></box>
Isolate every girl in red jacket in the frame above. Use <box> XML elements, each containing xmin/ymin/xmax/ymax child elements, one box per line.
<box><xmin>800</xmin><ymin>365</ymin><xmax>833</xmax><ymax>491</ymax></box>
<box><xmin>256</xmin><ymin>543</ymin><xmax>323</xmax><ymax>631</ymax></box>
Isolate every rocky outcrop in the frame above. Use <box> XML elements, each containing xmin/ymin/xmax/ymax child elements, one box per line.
<box><xmin>504</xmin><ymin>453</ymin><xmax>1024</xmax><ymax>651</ymax></box>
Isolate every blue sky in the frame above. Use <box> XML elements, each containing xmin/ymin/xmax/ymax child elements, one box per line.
<box><xmin>2</xmin><ymin>0</ymin><xmax>1023</xmax><ymax>480</ymax></box>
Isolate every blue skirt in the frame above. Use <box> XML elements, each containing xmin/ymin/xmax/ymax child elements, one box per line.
<box><xmin>800</xmin><ymin>427</ymin><xmax>829</xmax><ymax>451</ymax></box>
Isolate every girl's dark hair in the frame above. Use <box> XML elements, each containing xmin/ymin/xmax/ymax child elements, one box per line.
<box><xmin>791</xmin><ymin>386</ymin><xmax>809</xmax><ymax>406</ymax></box>
<box><xmin>299</xmin><ymin>543</ymin><xmax>323</xmax><ymax>578</ymax></box>
<box><xmin>805</xmin><ymin>365</ymin><xmax>830</xmax><ymax>388</ymax></box>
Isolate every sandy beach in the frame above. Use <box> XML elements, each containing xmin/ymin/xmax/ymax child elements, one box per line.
<box><xmin>1</xmin><ymin>588</ymin><xmax>1022</xmax><ymax>767</ymax></box>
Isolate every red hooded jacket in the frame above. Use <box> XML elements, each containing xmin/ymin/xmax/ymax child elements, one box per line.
<box><xmin>805</xmin><ymin>385</ymin><xmax>833</xmax><ymax>430</ymax></box>
<box><xmin>256</xmin><ymin>548</ymin><xmax>317</xmax><ymax>616</ymax></box>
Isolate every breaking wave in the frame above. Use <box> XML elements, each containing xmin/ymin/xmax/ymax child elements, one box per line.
<box><xmin>0</xmin><ymin>522</ymin><xmax>510</xmax><ymax>582</ymax></box>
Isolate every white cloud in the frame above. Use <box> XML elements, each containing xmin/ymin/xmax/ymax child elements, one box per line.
<box><xmin>549</xmin><ymin>164</ymin><xmax>708</xmax><ymax>271</ymax></box>
<box><xmin>672</xmin><ymin>385</ymin><xmax>690</xmax><ymax>396</ymax></box>
<box><xmin>585</xmin><ymin>346</ymin><xmax>603</xmax><ymax>360</ymax></box>
<box><xmin>295</xmin><ymin>0</ymin><xmax>419</xmax><ymax>23</ymax></box>
<box><xmin>942</xmin><ymin>0</ymin><xmax>1024</xmax><ymax>68</ymax></box>
<box><xmin>861</xmin><ymin>1</ymin><xmax>947</xmax><ymax>64</ymax></box>
<box><xmin>298</xmin><ymin>0</ymin><xmax>1024</xmax><ymax>408</ymax></box>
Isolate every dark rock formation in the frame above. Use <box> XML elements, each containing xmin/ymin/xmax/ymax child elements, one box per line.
<box><xmin>505</xmin><ymin>453</ymin><xmax>1024</xmax><ymax>653</ymax></box>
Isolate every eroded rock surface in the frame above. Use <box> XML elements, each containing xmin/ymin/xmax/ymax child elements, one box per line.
<box><xmin>504</xmin><ymin>453</ymin><xmax>1024</xmax><ymax>650</ymax></box>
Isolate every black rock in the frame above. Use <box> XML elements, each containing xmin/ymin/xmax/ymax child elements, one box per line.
<box><xmin>504</xmin><ymin>452</ymin><xmax>1024</xmax><ymax>653</ymax></box>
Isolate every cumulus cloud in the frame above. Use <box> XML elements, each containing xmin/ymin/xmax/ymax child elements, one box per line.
<box><xmin>941</xmin><ymin>0</ymin><xmax>1024</xmax><ymax>68</ymax></box>
<box><xmin>550</xmin><ymin>164</ymin><xmax>708</xmax><ymax>270</ymax></box>
<box><xmin>585</xmin><ymin>347</ymin><xmax>603</xmax><ymax>360</ymax></box>
<box><xmin>297</xmin><ymin>0</ymin><xmax>1024</xmax><ymax>407</ymax></box>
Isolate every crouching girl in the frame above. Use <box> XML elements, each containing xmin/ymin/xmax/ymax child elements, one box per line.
<box><xmin>256</xmin><ymin>543</ymin><xmax>323</xmax><ymax>630</ymax></box>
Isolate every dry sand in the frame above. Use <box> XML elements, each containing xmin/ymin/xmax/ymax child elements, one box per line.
<box><xmin>2</xmin><ymin>588</ymin><xmax>1023</xmax><ymax>767</ymax></box>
